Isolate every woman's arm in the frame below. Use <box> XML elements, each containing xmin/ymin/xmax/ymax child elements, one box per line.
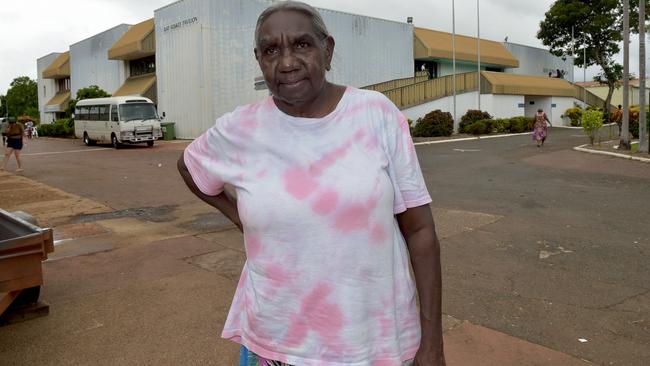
<box><xmin>396</xmin><ymin>204</ymin><xmax>445</xmax><ymax>366</ymax></box>
<box><xmin>177</xmin><ymin>152</ymin><xmax>242</xmax><ymax>232</ymax></box>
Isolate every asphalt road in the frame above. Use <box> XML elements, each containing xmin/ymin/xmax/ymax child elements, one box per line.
<box><xmin>8</xmin><ymin>129</ymin><xmax>650</xmax><ymax>365</ymax></box>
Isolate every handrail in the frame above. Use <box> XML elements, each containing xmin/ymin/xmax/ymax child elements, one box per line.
<box><xmin>377</xmin><ymin>72</ymin><xmax>479</xmax><ymax>109</ymax></box>
<box><xmin>572</xmin><ymin>85</ymin><xmax>616</xmax><ymax>111</ymax></box>
<box><xmin>363</xmin><ymin>73</ymin><xmax>430</xmax><ymax>93</ymax></box>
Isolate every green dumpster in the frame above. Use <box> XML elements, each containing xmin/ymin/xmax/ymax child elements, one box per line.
<box><xmin>161</xmin><ymin>122</ymin><xmax>176</xmax><ymax>140</ymax></box>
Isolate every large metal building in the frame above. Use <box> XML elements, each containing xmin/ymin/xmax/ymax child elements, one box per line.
<box><xmin>69</xmin><ymin>24</ymin><xmax>131</xmax><ymax>99</ymax></box>
<box><xmin>37</xmin><ymin>52</ymin><xmax>66</xmax><ymax>124</ymax></box>
<box><xmin>154</xmin><ymin>0</ymin><xmax>414</xmax><ymax>138</ymax></box>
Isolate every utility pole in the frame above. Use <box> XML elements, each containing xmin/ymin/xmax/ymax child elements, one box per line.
<box><xmin>452</xmin><ymin>0</ymin><xmax>457</xmax><ymax>132</ymax></box>
<box><xmin>639</xmin><ymin>0</ymin><xmax>648</xmax><ymax>153</ymax></box>
<box><xmin>621</xmin><ymin>0</ymin><xmax>631</xmax><ymax>150</ymax></box>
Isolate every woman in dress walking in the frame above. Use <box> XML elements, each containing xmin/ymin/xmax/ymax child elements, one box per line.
<box><xmin>532</xmin><ymin>108</ymin><xmax>550</xmax><ymax>147</ymax></box>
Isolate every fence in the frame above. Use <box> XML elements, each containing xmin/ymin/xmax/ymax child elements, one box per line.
<box><xmin>573</xmin><ymin>85</ymin><xmax>615</xmax><ymax>111</ymax></box>
<box><xmin>379</xmin><ymin>72</ymin><xmax>478</xmax><ymax>109</ymax></box>
<box><xmin>363</xmin><ymin>72</ymin><xmax>430</xmax><ymax>93</ymax></box>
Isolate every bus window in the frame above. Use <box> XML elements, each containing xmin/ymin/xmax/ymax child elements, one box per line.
<box><xmin>119</xmin><ymin>103</ymin><xmax>158</xmax><ymax>122</ymax></box>
<box><xmin>110</xmin><ymin>105</ymin><xmax>119</xmax><ymax>122</ymax></box>
<box><xmin>88</xmin><ymin>106</ymin><xmax>99</xmax><ymax>121</ymax></box>
<box><xmin>99</xmin><ymin>105</ymin><xmax>109</xmax><ymax>121</ymax></box>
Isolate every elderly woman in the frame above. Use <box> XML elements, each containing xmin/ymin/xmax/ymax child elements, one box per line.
<box><xmin>178</xmin><ymin>2</ymin><xmax>445</xmax><ymax>365</ymax></box>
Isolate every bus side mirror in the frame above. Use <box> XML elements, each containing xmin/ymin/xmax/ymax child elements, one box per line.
<box><xmin>161</xmin><ymin>112</ymin><xmax>166</xmax><ymax>119</ymax></box>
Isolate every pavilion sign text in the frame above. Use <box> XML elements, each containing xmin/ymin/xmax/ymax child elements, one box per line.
<box><xmin>164</xmin><ymin>17</ymin><xmax>199</xmax><ymax>32</ymax></box>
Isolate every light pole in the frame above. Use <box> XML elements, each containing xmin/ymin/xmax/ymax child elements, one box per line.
<box><xmin>452</xmin><ymin>0</ymin><xmax>457</xmax><ymax>132</ymax></box>
<box><xmin>477</xmin><ymin>0</ymin><xmax>481</xmax><ymax>110</ymax></box>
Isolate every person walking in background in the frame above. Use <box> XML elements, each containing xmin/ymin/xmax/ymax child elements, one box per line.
<box><xmin>1</xmin><ymin>120</ymin><xmax>25</xmax><ymax>172</ymax></box>
<box><xmin>532</xmin><ymin>108</ymin><xmax>551</xmax><ymax>147</ymax></box>
<box><xmin>0</xmin><ymin>118</ymin><xmax>8</xmax><ymax>146</ymax></box>
<box><xmin>25</xmin><ymin>120</ymin><xmax>34</xmax><ymax>139</ymax></box>
<box><xmin>178</xmin><ymin>2</ymin><xmax>445</xmax><ymax>365</ymax></box>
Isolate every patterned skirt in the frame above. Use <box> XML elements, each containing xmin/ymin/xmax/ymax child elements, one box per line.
<box><xmin>238</xmin><ymin>346</ymin><xmax>415</xmax><ymax>366</ymax></box>
<box><xmin>240</xmin><ymin>346</ymin><xmax>291</xmax><ymax>366</ymax></box>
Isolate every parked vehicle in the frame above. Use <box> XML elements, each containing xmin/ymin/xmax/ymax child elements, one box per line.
<box><xmin>74</xmin><ymin>96</ymin><xmax>162</xmax><ymax>148</ymax></box>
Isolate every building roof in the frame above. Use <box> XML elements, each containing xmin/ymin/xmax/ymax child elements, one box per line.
<box><xmin>574</xmin><ymin>81</ymin><xmax>604</xmax><ymax>88</ymax></box>
<box><xmin>112</xmin><ymin>74</ymin><xmax>157</xmax><ymax>97</ymax></box>
<box><xmin>481</xmin><ymin>71</ymin><xmax>576</xmax><ymax>97</ymax></box>
<box><xmin>42</xmin><ymin>52</ymin><xmax>70</xmax><ymax>79</ymax></box>
<box><xmin>45</xmin><ymin>91</ymin><xmax>71</xmax><ymax>112</ymax></box>
<box><xmin>108</xmin><ymin>18</ymin><xmax>155</xmax><ymax>60</ymax></box>
<box><xmin>414</xmin><ymin>27</ymin><xmax>519</xmax><ymax>68</ymax></box>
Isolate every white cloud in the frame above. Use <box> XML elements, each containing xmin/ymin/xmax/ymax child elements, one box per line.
<box><xmin>0</xmin><ymin>0</ymin><xmax>646</xmax><ymax>94</ymax></box>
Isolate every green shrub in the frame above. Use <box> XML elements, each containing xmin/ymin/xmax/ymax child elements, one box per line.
<box><xmin>509</xmin><ymin>116</ymin><xmax>534</xmax><ymax>133</ymax></box>
<box><xmin>629</xmin><ymin>112</ymin><xmax>650</xmax><ymax>138</ymax></box>
<box><xmin>467</xmin><ymin>120</ymin><xmax>491</xmax><ymax>135</ymax></box>
<box><xmin>459</xmin><ymin>109</ymin><xmax>492</xmax><ymax>133</ymax></box>
<box><xmin>494</xmin><ymin>118</ymin><xmax>511</xmax><ymax>133</ymax></box>
<box><xmin>564</xmin><ymin>107</ymin><xmax>583</xmax><ymax>127</ymax></box>
<box><xmin>582</xmin><ymin>109</ymin><xmax>604</xmax><ymax>145</ymax></box>
<box><xmin>38</xmin><ymin>118</ymin><xmax>74</xmax><ymax>137</ymax></box>
<box><xmin>412</xmin><ymin>110</ymin><xmax>454</xmax><ymax>137</ymax></box>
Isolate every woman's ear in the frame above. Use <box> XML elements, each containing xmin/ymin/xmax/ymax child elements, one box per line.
<box><xmin>324</xmin><ymin>36</ymin><xmax>335</xmax><ymax>67</ymax></box>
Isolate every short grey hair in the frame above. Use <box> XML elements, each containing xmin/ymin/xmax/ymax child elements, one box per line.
<box><xmin>255</xmin><ymin>1</ymin><xmax>330</xmax><ymax>47</ymax></box>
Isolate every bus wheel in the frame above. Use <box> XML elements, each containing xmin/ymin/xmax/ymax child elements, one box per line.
<box><xmin>83</xmin><ymin>132</ymin><xmax>95</xmax><ymax>146</ymax></box>
<box><xmin>146</xmin><ymin>141</ymin><xmax>154</xmax><ymax>147</ymax></box>
<box><xmin>111</xmin><ymin>134</ymin><xmax>121</xmax><ymax>149</ymax></box>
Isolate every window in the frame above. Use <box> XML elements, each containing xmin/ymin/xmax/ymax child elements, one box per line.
<box><xmin>119</xmin><ymin>103</ymin><xmax>158</xmax><ymax>121</ymax></box>
<box><xmin>88</xmin><ymin>106</ymin><xmax>99</xmax><ymax>121</ymax></box>
<box><xmin>129</xmin><ymin>55</ymin><xmax>156</xmax><ymax>77</ymax></box>
<box><xmin>110</xmin><ymin>105</ymin><xmax>119</xmax><ymax>122</ymax></box>
<box><xmin>98</xmin><ymin>105</ymin><xmax>109</xmax><ymax>121</ymax></box>
<box><xmin>75</xmin><ymin>106</ymin><xmax>90</xmax><ymax>120</ymax></box>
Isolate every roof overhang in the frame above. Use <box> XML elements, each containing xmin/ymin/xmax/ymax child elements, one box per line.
<box><xmin>480</xmin><ymin>71</ymin><xmax>576</xmax><ymax>97</ymax></box>
<box><xmin>42</xmin><ymin>52</ymin><xmax>70</xmax><ymax>79</ymax></box>
<box><xmin>108</xmin><ymin>18</ymin><xmax>155</xmax><ymax>60</ymax></box>
<box><xmin>414</xmin><ymin>27</ymin><xmax>519</xmax><ymax>68</ymax></box>
<box><xmin>112</xmin><ymin>74</ymin><xmax>156</xmax><ymax>96</ymax></box>
<box><xmin>44</xmin><ymin>91</ymin><xmax>71</xmax><ymax>112</ymax></box>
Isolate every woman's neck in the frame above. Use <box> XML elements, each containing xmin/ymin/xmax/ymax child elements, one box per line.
<box><xmin>274</xmin><ymin>83</ymin><xmax>346</xmax><ymax>118</ymax></box>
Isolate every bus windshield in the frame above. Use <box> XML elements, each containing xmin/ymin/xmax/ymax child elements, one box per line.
<box><xmin>119</xmin><ymin>103</ymin><xmax>158</xmax><ymax>122</ymax></box>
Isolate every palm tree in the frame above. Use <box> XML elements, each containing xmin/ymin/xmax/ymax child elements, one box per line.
<box><xmin>621</xmin><ymin>0</ymin><xmax>631</xmax><ymax>150</ymax></box>
<box><xmin>639</xmin><ymin>0</ymin><xmax>648</xmax><ymax>154</ymax></box>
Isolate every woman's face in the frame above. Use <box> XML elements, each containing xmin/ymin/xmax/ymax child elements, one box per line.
<box><xmin>255</xmin><ymin>10</ymin><xmax>334</xmax><ymax>107</ymax></box>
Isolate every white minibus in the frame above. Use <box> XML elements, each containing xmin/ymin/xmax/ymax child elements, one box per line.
<box><xmin>74</xmin><ymin>96</ymin><xmax>162</xmax><ymax>148</ymax></box>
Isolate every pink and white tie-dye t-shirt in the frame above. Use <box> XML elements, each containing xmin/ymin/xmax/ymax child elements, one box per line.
<box><xmin>184</xmin><ymin>87</ymin><xmax>432</xmax><ymax>366</ymax></box>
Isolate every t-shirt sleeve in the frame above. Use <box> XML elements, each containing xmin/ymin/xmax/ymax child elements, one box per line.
<box><xmin>183</xmin><ymin>115</ymin><xmax>235</xmax><ymax>196</ymax></box>
<box><xmin>382</xmin><ymin>100</ymin><xmax>432</xmax><ymax>214</ymax></box>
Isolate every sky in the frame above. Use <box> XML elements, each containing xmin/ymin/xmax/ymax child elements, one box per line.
<box><xmin>0</xmin><ymin>0</ymin><xmax>645</xmax><ymax>95</ymax></box>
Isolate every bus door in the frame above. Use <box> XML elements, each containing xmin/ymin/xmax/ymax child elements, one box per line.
<box><xmin>109</xmin><ymin>105</ymin><xmax>119</xmax><ymax>138</ymax></box>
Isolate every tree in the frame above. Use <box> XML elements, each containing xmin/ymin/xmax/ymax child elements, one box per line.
<box><xmin>65</xmin><ymin>85</ymin><xmax>111</xmax><ymax>117</ymax></box>
<box><xmin>0</xmin><ymin>95</ymin><xmax>6</xmax><ymax>118</ymax></box>
<box><xmin>538</xmin><ymin>0</ymin><xmax>649</xmax><ymax>118</ymax></box>
<box><xmin>5</xmin><ymin>76</ymin><xmax>38</xmax><ymax>120</ymax></box>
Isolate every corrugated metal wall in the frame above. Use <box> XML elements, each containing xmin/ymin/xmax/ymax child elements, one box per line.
<box><xmin>504</xmin><ymin>43</ymin><xmax>575</xmax><ymax>82</ymax></box>
<box><xmin>155</xmin><ymin>0</ymin><xmax>214</xmax><ymax>139</ymax></box>
<box><xmin>36</xmin><ymin>53</ymin><xmax>60</xmax><ymax>124</ymax></box>
<box><xmin>70</xmin><ymin>24</ymin><xmax>130</xmax><ymax>99</ymax></box>
<box><xmin>155</xmin><ymin>0</ymin><xmax>413</xmax><ymax>139</ymax></box>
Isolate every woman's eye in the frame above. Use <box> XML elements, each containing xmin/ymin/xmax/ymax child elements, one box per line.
<box><xmin>265</xmin><ymin>47</ymin><xmax>278</xmax><ymax>55</ymax></box>
<box><xmin>296</xmin><ymin>41</ymin><xmax>309</xmax><ymax>49</ymax></box>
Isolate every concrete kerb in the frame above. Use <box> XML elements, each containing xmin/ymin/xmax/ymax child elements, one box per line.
<box><xmin>573</xmin><ymin>144</ymin><xmax>650</xmax><ymax>163</ymax></box>
<box><xmin>414</xmin><ymin>132</ymin><xmax>531</xmax><ymax>146</ymax></box>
